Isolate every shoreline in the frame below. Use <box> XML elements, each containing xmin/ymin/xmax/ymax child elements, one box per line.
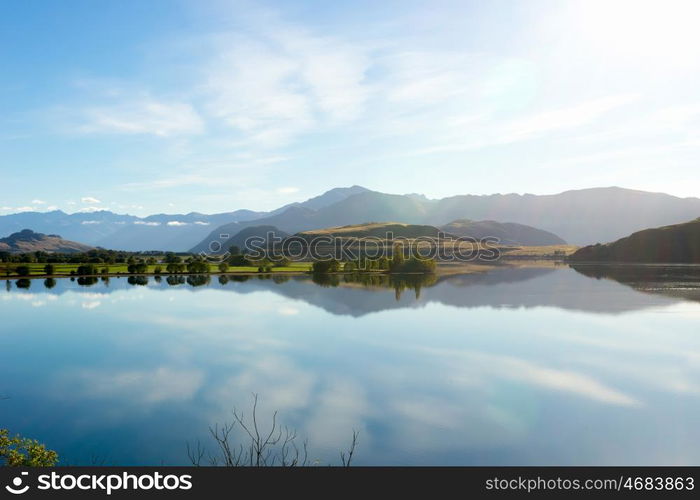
<box><xmin>1</xmin><ymin>259</ymin><xmax>580</xmax><ymax>281</ymax></box>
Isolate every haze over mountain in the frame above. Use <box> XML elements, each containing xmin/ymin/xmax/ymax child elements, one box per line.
<box><xmin>440</xmin><ymin>220</ymin><xmax>566</xmax><ymax>246</ymax></box>
<box><xmin>191</xmin><ymin>186</ymin><xmax>700</xmax><ymax>252</ymax></box>
<box><xmin>0</xmin><ymin>209</ymin><xmax>267</xmax><ymax>252</ymax></box>
<box><xmin>0</xmin><ymin>229</ymin><xmax>93</xmax><ymax>254</ymax></box>
<box><xmin>3</xmin><ymin>186</ymin><xmax>700</xmax><ymax>252</ymax></box>
<box><xmin>570</xmin><ymin>217</ymin><xmax>700</xmax><ymax>263</ymax></box>
<box><xmin>299</xmin><ymin>222</ymin><xmax>445</xmax><ymax>239</ymax></box>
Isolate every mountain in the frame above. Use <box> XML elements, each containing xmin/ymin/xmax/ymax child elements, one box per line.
<box><xmin>5</xmin><ymin>186</ymin><xmax>700</xmax><ymax>252</ymax></box>
<box><xmin>0</xmin><ymin>187</ymin><xmax>370</xmax><ymax>252</ymax></box>
<box><xmin>427</xmin><ymin>187</ymin><xmax>700</xmax><ymax>245</ymax></box>
<box><xmin>569</xmin><ymin>218</ymin><xmax>700</xmax><ymax>263</ymax></box>
<box><xmin>0</xmin><ymin>209</ymin><xmax>267</xmax><ymax>252</ymax></box>
<box><xmin>191</xmin><ymin>191</ymin><xmax>431</xmax><ymax>251</ymax></box>
<box><xmin>440</xmin><ymin>219</ymin><xmax>566</xmax><ymax>246</ymax></box>
<box><xmin>0</xmin><ymin>229</ymin><xmax>93</xmax><ymax>253</ymax></box>
<box><xmin>298</xmin><ymin>222</ymin><xmax>444</xmax><ymax>239</ymax></box>
<box><xmin>193</xmin><ymin>187</ymin><xmax>700</xmax><ymax>251</ymax></box>
<box><xmin>195</xmin><ymin>225</ymin><xmax>290</xmax><ymax>256</ymax></box>
<box><xmin>280</xmin><ymin>185</ymin><xmax>371</xmax><ymax>212</ymax></box>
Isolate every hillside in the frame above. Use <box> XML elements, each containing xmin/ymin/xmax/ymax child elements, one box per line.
<box><xmin>570</xmin><ymin>218</ymin><xmax>700</xmax><ymax>263</ymax></box>
<box><xmin>194</xmin><ymin>225</ymin><xmax>290</xmax><ymax>255</ymax></box>
<box><xmin>440</xmin><ymin>219</ymin><xmax>566</xmax><ymax>246</ymax></box>
<box><xmin>298</xmin><ymin>222</ymin><xmax>444</xmax><ymax>239</ymax></box>
<box><xmin>0</xmin><ymin>229</ymin><xmax>93</xmax><ymax>254</ymax></box>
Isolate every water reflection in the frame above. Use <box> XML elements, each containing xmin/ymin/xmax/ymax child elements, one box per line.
<box><xmin>77</xmin><ymin>276</ymin><xmax>99</xmax><ymax>287</ymax></box>
<box><xmin>1</xmin><ymin>266</ymin><xmax>700</xmax><ymax>466</ymax></box>
<box><xmin>186</xmin><ymin>275</ymin><xmax>210</xmax><ymax>287</ymax></box>
<box><xmin>570</xmin><ymin>264</ymin><xmax>700</xmax><ymax>303</ymax></box>
<box><xmin>127</xmin><ymin>276</ymin><xmax>149</xmax><ymax>286</ymax></box>
<box><xmin>16</xmin><ymin>278</ymin><xmax>31</xmax><ymax>289</ymax></box>
<box><xmin>10</xmin><ymin>264</ymin><xmax>700</xmax><ymax>317</ymax></box>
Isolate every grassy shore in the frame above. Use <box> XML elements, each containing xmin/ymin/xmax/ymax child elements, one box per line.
<box><xmin>0</xmin><ymin>262</ymin><xmax>313</xmax><ymax>278</ymax></box>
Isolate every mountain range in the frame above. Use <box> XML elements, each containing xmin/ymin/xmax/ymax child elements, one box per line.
<box><xmin>2</xmin><ymin>186</ymin><xmax>699</xmax><ymax>252</ymax></box>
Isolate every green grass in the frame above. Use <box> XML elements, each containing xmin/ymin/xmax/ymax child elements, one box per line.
<box><xmin>0</xmin><ymin>261</ymin><xmax>313</xmax><ymax>277</ymax></box>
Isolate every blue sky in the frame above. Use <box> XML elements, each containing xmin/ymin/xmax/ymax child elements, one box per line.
<box><xmin>1</xmin><ymin>0</ymin><xmax>699</xmax><ymax>215</ymax></box>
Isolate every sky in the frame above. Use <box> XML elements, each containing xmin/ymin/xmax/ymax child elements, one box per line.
<box><xmin>1</xmin><ymin>0</ymin><xmax>699</xmax><ymax>216</ymax></box>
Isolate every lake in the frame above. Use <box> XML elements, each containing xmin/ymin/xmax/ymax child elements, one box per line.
<box><xmin>1</xmin><ymin>265</ymin><xmax>700</xmax><ymax>465</ymax></box>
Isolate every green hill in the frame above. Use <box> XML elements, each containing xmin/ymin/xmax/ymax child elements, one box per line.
<box><xmin>570</xmin><ymin>218</ymin><xmax>700</xmax><ymax>263</ymax></box>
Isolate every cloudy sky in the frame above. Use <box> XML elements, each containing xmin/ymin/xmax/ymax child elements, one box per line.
<box><xmin>1</xmin><ymin>0</ymin><xmax>699</xmax><ymax>215</ymax></box>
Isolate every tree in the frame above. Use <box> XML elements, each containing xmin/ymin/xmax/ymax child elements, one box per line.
<box><xmin>76</xmin><ymin>264</ymin><xmax>97</xmax><ymax>276</ymax></box>
<box><xmin>166</xmin><ymin>262</ymin><xmax>184</xmax><ymax>274</ymax></box>
<box><xmin>127</xmin><ymin>262</ymin><xmax>147</xmax><ymax>274</ymax></box>
<box><xmin>229</xmin><ymin>254</ymin><xmax>250</xmax><ymax>266</ymax></box>
<box><xmin>187</xmin><ymin>260</ymin><xmax>209</xmax><ymax>273</ymax></box>
<box><xmin>0</xmin><ymin>429</ymin><xmax>58</xmax><ymax>466</ymax></box>
<box><xmin>44</xmin><ymin>264</ymin><xmax>55</xmax><ymax>275</ymax></box>
<box><xmin>229</xmin><ymin>245</ymin><xmax>241</xmax><ymax>256</ymax></box>
<box><xmin>312</xmin><ymin>259</ymin><xmax>340</xmax><ymax>273</ymax></box>
<box><xmin>218</xmin><ymin>262</ymin><xmax>229</xmax><ymax>273</ymax></box>
<box><xmin>15</xmin><ymin>265</ymin><xmax>30</xmax><ymax>277</ymax></box>
<box><xmin>164</xmin><ymin>253</ymin><xmax>181</xmax><ymax>264</ymax></box>
<box><xmin>390</xmin><ymin>244</ymin><xmax>405</xmax><ymax>272</ymax></box>
<box><xmin>187</xmin><ymin>394</ymin><xmax>358</xmax><ymax>467</ymax></box>
<box><xmin>401</xmin><ymin>257</ymin><xmax>437</xmax><ymax>273</ymax></box>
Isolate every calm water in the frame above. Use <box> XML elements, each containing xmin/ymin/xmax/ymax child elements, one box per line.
<box><xmin>1</xmin><ymin>265</ymin><xmax>700</xmax><ymax>465</ymax></box>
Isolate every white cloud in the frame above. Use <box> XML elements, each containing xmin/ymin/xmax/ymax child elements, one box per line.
<box><xmin>65</xmin><ymin>366</ymin><xmax>203</xmax><ymax>405</ymax></box>
<box><xmin>77</xmin><ymin>206</ymin><xmax>106</xmax><ymax>213</ymax></box>
<box><xmin>31</xmin><ymin>199</ymin><xmax>46</xmax><ymax>204</ymax></box>
<box><xmin>81</xmin><ymin>196</ymin><xmax>101</xmax><ymax>204</ymax></box>
<box><xmin>278</xmin><ymin>306</ymin><xmax>299</xmax><ymax>316</ymax></box>
<box><xmin>167</xmin><ymin>221</ymin><xmax>189</xmax><ymax>226</ymax></box>
<box><xmin>421</xmin><ymin>347</ymin><xmax>639</xmax><ymax>407</ymax></box>
<box><xmin>203</xmin><ymin>26</ymin><xmax>370</xmax><ymax>148</ymax></box>
<box><xmin>14</xmin><ymin>206</ymin><xmax>35</xmax><ymax>212</ymax></box>
<box><xmin>501</xmin><ymin>94</ymin><xmax>640</xmax><ymax>142</ymax></box>
<box><xmin>81</xmin><ymin>220</ymin><xmax>102</xmax><ymax>225</ymax></box>
<box><xmin>134</xmin><ymin>221</ymin><xmax>160</xmax><ymax>226</ymax></box>
<box><xmin>46</xmin><ymin>205</ymin><xmax>59</xmax><ymax>211</ymax></box>
<box><xmin>276</xmin><ymin>186</ymin><xmax>299</xmax><ymax>194</ymax></box>
<box><xmin>194</xmin><ymin>221</ymin><xmax>210</xmax><ymax>226</ymax></box>
<box><xmin>79</xmin><ymin>97</ymin><xmax>204</xmax><ymax>137</ymax></box>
